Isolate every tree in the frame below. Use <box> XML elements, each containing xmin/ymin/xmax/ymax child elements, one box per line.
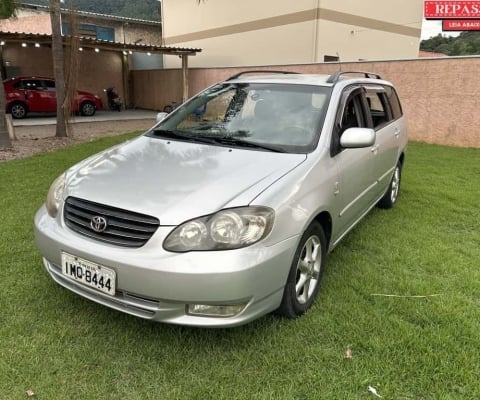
<box><xmin>0</xmin><ymin>0</ymin><xmax>17</xmax><ymax>149</ymax></box>
<box><xmin>49</xmin><ymin>0</ymin><xmax>69</xmax><ymax>137</ymax></box>
<box><xmin>420</xmin><ymin>32</ymin><xmax>480</xmax><ymax>56</ymax></box>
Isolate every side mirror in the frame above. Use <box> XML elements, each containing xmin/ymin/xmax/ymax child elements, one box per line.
<box><xmin>156</xmin><ymin>112</ymin><xmax>168</xmax><ymax>123</ymax></box>
<box><xmin>340</xmin><ymin>128</ymin><xmax>376</xmax><ymax>149</ymax></box>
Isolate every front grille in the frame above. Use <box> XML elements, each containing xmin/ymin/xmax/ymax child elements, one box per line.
<box><xmin>64</xmin><ymin>196</ymin><xmax>160</xmax><ymax>248</ymax></box>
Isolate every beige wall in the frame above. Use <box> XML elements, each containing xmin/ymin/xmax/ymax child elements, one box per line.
<box><xmin>132</xmin><ymin>57</ymin><xmax>480</xmax><ymax>148</ymax></box>
<box><xmin>161</xmin><ymin>0</ymin><xmax>423</xmax><ymax>68</ymax></box>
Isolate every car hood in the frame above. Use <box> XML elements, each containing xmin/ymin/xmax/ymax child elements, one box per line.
<box><xmin>64</xmin><ymin>136</ymin><xmax>307</xmax><ymax>225</ymax></box>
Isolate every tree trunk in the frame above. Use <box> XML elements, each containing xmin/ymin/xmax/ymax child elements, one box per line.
<box><xmin>49</xmin><ymin>0</ymin><xmax>69</xmax><ymax>138</ymax></box>
<box><xmin>0</xmin><ymin>68</ymin><xmax>13</xmax><ymax>149</ymax></box>
<box><xmin>0</xmin><ymin>0</ymin><xmax>15</xmax><ymax>149</ymax></box>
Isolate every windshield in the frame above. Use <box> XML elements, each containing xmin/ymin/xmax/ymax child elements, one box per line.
<box><xmin>147</xmin><ymin>83</ymin><xmax>332</xmax><ymax>153</ymax></box>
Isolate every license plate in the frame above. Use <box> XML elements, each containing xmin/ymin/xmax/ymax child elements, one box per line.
<box><xmin>61</xmin><ymin>252</ymin><xmax>116</xmax><ymax>296</ymax></box>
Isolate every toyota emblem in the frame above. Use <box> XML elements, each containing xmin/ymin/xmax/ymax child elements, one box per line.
<box><xmin>90</xmin><ymin>216</ymin><xmax>108</xmax><ymax>233</ymax></box>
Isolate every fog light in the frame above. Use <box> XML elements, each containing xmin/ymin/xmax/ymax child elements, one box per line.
<box><xmin>187</xmin><ymin>303</ymin><xmax>247</xmax><ymax>318</ymax></box>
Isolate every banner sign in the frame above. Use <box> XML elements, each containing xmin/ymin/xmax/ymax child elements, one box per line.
<box><xmin>442</xmin><ymin>18</ymin><xmax>480</xmax><ymax>29</ymax></box>
<box><xmin>425</xmin><ymin>1</ymin><xmax>480</xmax><ymax>19</ymax></box>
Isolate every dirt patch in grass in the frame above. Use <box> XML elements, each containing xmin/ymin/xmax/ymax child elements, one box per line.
<box><xmin>0</xmin><ymin>119</ymin><xmax>154</xmax><ymax>162</ymax></box>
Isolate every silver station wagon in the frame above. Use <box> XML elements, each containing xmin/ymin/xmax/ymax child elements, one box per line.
<box><xmin>34</xmin><ymin>70</ymin><xmax>407</xmax><ymax>327</ymax></box>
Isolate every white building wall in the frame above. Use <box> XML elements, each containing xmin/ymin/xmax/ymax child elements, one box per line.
<box><xmin>162</xmin><ymin>0</ymin><xmax>423</xmax><ymax>68</ymax></box>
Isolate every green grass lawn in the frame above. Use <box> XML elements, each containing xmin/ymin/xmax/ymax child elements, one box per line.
<box><xmin>0</xmin><ymin>136</ymin><xmax>479</xmax><ymax>400</ymax></box>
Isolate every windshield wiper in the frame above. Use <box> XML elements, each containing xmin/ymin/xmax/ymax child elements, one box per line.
<box><xmin>208</xmin><ymin>136</ymin><xmax>287</xmax><ymax>153</ymax></box>
<box><xmin>151</xmin><ymin>129</ymin><xmax>216</xmax><ymax>145</ymax></box>
<box><xmin>151</xmin><ymin>130</ymin><xmax>286</xmax><ymax>152</ymax></box>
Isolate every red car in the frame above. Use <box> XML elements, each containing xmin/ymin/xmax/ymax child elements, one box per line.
<box><xmin>4</xmin><ymin>76</ymin><xmax>103</xmax><ymax>119</ymax></box>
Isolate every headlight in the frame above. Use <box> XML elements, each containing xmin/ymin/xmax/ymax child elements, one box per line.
<box><xmin>163</xmin><ymin>207</ymin><xmax>274</xmax><ymax>252</ymax></box>
<box><xmin>45</xmin><ymin>173</ymin><xmax>66</xmax><ymax>217</ymax></box>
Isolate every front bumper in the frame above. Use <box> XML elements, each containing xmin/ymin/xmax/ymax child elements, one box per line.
<box><xmin>34</xmin><ymin>205</ymin><xmax>298</xmax><ymax>327</ymax></box>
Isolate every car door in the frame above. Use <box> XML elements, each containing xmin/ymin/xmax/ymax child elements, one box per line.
<box><xmin>364</xmin><ymin>85</ymin><xmax>402</xmax><ymax>199</ymax></box>
<box><xmin>330</xmin><ymin>86</ymin><xmax>378</xmax><ymax>238</ymax></box>
<box><xmin>22</xmin><ymin>79</ymin><xmax>50</xmax><ymax>112</ymax></box>
<box><xmin>42</xmin><ymin>79</ymin><xmax>58</xmax><ymax>112</ymax></box>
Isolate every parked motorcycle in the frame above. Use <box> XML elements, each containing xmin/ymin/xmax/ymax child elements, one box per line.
<box><xmin>104</xmin><ymin>87</ymin><xmax>122</xmax><ymax>111</ymax></box>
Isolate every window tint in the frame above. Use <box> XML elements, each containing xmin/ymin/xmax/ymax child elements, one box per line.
<box><xmin>365</xmin><ymin>91</ymin><xmax>391</xmax><ymax>129</ymax></box>
<box><xmin>384</xmin><ymin>86</ymin><xmax>403</xmax><ymax>120</ymax></box>
<box><xmin>341</xmin><ymin>96</ymin><xmax>362</xmax><ymax>131</ymax></box>
<box><xmin>62</xmin><ymin>23</ymin><xmax>114</xmax><ymax>41</ymax></box>
<box><xmin>44</xmin><ymin>80</ymin><xmax>56</xmax><ymax>90</ymax></box>
<box><xmin>331</xmin><ymin>90</ymin><xmax>366</xmax><ymax>156</ymax></box>
<box><xmin>23</xmin><ymin>80</ymin><xmax>43</xmax><ymax>90</ymax></box>
<box><xmin>96</xmin><ymin>26</ymin><xmax>115</xmax><ymax>41</ymax></box>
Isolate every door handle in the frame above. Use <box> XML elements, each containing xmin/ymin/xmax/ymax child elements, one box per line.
<box><xmin>394</xmin><ymin>128</ymin><xmax>400</xmax><ymax>138</ymax></box>
<box><xmin>370</xmin><ymin>144</ymin><xmax>379</xmax><ymax>153</ymax></box>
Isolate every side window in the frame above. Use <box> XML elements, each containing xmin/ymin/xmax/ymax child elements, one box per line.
<box><xmin>366</xmin><ymin>92</ymin><xmax>386</xmax><ymax>129</ymax></box>
<box><xmin>13</xmin><ymin>81</ymin><xmax>25</xmax><ymax>89</ymax></box>
<box><xmin>341</xmin><ymin>96</ymin><xmax>362</xmax><ymax>132</ymax></box>
<box><xmin>23</xmin><ymin>80</ymin><xmax>43</xmax><ymax>90</ymax></box>
<box><xmin>384</xmin><ymin>86</ymin><xmax>403</xmax><ymax>120</ymax></box>
<box><xmin>331</xmin><ymin>89</ymin><xmax>367</xmax><ymax>156</ymax></box>
<box><xmin>44</xmin><ymin>80</ymin><xmax>56</xmax><ymax>91</ymax></box>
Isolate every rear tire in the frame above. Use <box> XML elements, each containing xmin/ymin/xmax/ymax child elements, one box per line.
<box><xmin>377</xmin><ymin>161</ymin><xmax>402</xmax><ymax>209</ymax></box>
<box><xmin>276</xmin><ymin>222</ymin><xmax>326</xmax><ymax>318</ymax></box>
<box><xmin>9</xmin><ymin>102</ymin><xmax>27</xmax><ymax>119</ymax></box>
<box><xmin>80</xmin><ymin>101</ymin><xmax>96</xmax><ymax>116</ymax></box>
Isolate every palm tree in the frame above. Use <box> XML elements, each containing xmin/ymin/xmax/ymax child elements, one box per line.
<box><xmin>0</xmin><ymin>0</ymin><xmax>17</xmax><ymax>149</ymax></box>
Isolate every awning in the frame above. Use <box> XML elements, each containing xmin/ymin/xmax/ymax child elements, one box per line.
<box><xmin>0</xmin><ymin>31</ymin><xmax>201</xmax><ymax>56</ymax></box>
<box><xmin>0</xmin><ymin>31</ymin><xmax>201</xmax><ymax>102</ymax></box>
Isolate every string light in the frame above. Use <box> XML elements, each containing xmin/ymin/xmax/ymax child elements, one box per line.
<box><xmin>11</xmin><ymin>41</ymin><xmax>157</xmax><ymax>57</ymax></box>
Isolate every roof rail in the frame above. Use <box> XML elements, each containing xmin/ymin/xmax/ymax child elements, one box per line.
<box><xmin>226</xmin><ymin>70</ymin><xmax>299</xmax><ymax>80</ymax></box>
<box><xmin>326</xmin><ymin>71</ymin><xmax>382</xmax><ymax>84</ymax></box>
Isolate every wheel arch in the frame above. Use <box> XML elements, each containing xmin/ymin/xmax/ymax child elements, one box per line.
<box><xmin>8</xmin><ymin>100</ymin><xmax>29</xmax><ymax>113</ymax></box>
<box><xmin>80</xmin><ymin>100</ymin><xmax>96</xmax><ymax>116</ymax></box>
<box><xmin>312</xmin><ymin>211</ymin><xmax>332</xmax><ymax>252</ymax></box>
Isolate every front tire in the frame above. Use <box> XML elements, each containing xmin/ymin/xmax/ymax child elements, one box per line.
<box><xmin>377</xmin><ymin>161</ymin><xmax>402</xmax><ymax>209</ymax></box>
<box><xmin>276</xmin><ymin>222</ymin><xmax>326</xmax><ymax>318</ymax></box>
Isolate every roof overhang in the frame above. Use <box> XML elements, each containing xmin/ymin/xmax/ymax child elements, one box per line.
<box><xmin>21</xmin><ymin>3</ymin><xmax>162</xmax><ymax>26</ymax></box>
<box><xmin>0</xmin><ymin>31</ymin><xmax>201</xmax><ymax>56</ymax></box>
